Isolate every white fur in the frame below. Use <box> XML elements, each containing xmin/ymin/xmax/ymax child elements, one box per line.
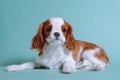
<box><xmin>35</xmin><ymin>44</ymin><xmax>76</xmax><ymax>73</ymax></box>
<box><xmin>49</xmin><ymin>17</ymin><xmax>64</xmax><ymax>27</ymax></box>
<box><xmin>36</xmin><ymin>44</ymin><xmax>66</xmax><ymax>69</ymax></box>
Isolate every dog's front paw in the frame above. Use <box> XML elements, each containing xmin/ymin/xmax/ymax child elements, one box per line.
<box><xmin>5</xmin><ymin>65</ymin><xmax>24</xmax><ymax>72</ymax></box>
<box><xmin>61</xmin><ymin>62</ymin><xmax>76</xmax><ymax>74</ymax></box>
<box><xmin>62</xmin><ymin>67</ymin><xmax>75</xmax><ymax>74</ymax></box>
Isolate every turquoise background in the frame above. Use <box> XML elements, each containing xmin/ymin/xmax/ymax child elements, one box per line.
<box><xmin>0</xmin><ymin>0</ymin><xmax>120</xmax><ymax>80</ymax></box>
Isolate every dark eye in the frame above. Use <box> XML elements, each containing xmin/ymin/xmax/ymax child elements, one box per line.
<box><xmin>46</xmin><ymin>27</ymin><xmax>51</xmax><ymax>32</ymax></box>
<box><xmin>62</xmin><ymin>28</ymin><xmax>67</xmax><ymax>32</ymax></box>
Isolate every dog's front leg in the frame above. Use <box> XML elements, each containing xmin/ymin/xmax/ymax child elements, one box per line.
<box><xmin>61</xmin><ymin>53</ymin><xmax>76</xmax><ymax>74</ymax></box>
<box><xmin>6</xmin><ymin>61</ymin><xmax>39</xmax><ymax>72</ymax></box>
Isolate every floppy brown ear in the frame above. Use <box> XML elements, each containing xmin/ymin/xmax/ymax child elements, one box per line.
<box><xmin>65</xmin><ymin>21</ymin><xmax>75</xmax><ymax>51</ymax></box>
<box><xmin>31</xmin><ymin>23</ymin><xmax>44</xmax><ymax>51</ymax></box>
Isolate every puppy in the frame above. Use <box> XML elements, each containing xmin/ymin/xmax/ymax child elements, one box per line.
<box><xmin>6</xmin><ymin>17</ymin><xmax>109</xmax><ymax>73</ymax></box>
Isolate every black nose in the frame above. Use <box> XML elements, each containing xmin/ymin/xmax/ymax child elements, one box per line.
<box><xmin>54</xmin><ymin>32</ymin><xmax>60</xmax><ymax>38</ymax></box>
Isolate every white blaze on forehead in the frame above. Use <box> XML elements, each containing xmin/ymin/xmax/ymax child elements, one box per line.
<box><xmin>49</xmin><ymin>17</ymin><xmax>64</xmax><ymax>27</ymax></box>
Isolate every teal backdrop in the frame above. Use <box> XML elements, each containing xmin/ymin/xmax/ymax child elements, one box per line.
<box><xmin>0</xmin><ymin>0</ymin><xmax>120</xmax><ymax>80</ymax></box>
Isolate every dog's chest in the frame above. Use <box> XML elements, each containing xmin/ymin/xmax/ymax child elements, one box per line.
<box><xmin>37</xmin><ymin>46</ymin><xmax>68</xmax><ymax>69</ymax></box>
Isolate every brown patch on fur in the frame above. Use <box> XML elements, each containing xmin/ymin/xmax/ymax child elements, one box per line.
<box><xmin>63</xmin><ymin>20</ymin><xmax>102</xmax><ymax>62</ymax></box>
<box><xmin>63</xmin><ymin>20</ymin><xmax>100</xmax><ymax>62</ymax></box>
<box><xmin>64</xmin><ymin>20</ymin><xmax>76</xmax><ymax>51</ymax></box>
<box><xmin>31</xmin><ymin>23</ymin><xmax>44</xmax><ymax>51</ymax></box>
<box><xmin>72</xmin><ymin>40</ymin><xmax>82</xmax><ymax>61</ymax></box>
<box><xmin>62</xmin><ymin>25</ymin><xmax>68</xmax><ymax>37</ymax></box>
<box><xmin>79</xmin><ymin>41</ymin><xmax>98</xmax><ymax>61</ymax></box>
<box><xmin>71</xmin><ymin>40</ymin><xmax>97</xmax><ymax>62</ymax></box>
<box><xmin>71</xmin><ymin>40</ymin><xmax>109</xmax><ymax>64</ymax></box>
<box><xmin>95</xmin><ymin>49</ymin><xmax>109</xmax><ymax>64</ymax></box>
<box><xmin>43</xmin><ymin>20</ymin><xmax>52</xmax><ymax>38</ymax></box>
<box><xmin>31</xmin><ymin>20</ymin><xmax>52</xmax><ymax>55</ymax></box>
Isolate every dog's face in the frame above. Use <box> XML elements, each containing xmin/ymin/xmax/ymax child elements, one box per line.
<box><xmin>45</xmin><ymin>18</ymin><xmax>66</xmax><ymax>46</ymax></box>
<box><xmin>31</xmin><ymin>17</ymin><xmax>75</xmax><ymax>51</ymax></box>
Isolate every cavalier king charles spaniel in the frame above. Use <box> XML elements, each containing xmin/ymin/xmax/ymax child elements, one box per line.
<box><xmin>6</xmin><ymin>17</ymin><xmax>109</xmax><ymax>73</ymax></box>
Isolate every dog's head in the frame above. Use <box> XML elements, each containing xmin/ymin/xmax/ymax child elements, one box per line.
<box><xmin>31</xmin><ymin>17</ymin><xmax>75</xmax><ymax>51</ymax></box>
